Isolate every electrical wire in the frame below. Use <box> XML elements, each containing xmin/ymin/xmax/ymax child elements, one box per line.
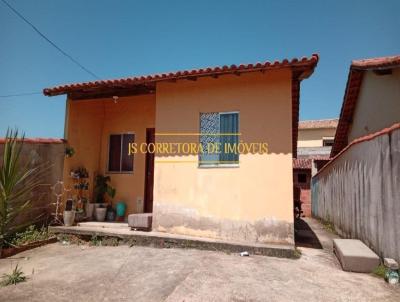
<box><xmin>0</xmin><ymin>91</ymin><xmax>42</xmax><ymax>98</ymax></box>
<box><xmin>1</xmin><ymin>0</ymin><xmax>100</xmax><ymax>80</ymax></box>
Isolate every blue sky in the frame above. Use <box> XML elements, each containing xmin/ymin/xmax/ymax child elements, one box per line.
<box><xmin>0</xmin><ymin>0</ymin><xmax>399</xmax><ymax>138</ymax></box>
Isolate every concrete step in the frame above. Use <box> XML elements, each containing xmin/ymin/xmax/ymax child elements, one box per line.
<box><xmin>333</xmin><ymin>239</ymin><xmax>380</xmax><ymax>273</ymax></box>
<box><xmin>128</xmin><ymin>213</ymin><xmax>152</xmax><ymax>230</ymax></box>
<box><xmin>76</xmin><ymin>222</ymin><xmax>129</xmax><ymax>229</ymax></box>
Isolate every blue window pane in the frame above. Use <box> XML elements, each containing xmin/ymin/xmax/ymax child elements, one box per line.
<box><xmin>220</xmin><ymin>113</ymin><xmax>239</xmax><ymax>163</ymax></box>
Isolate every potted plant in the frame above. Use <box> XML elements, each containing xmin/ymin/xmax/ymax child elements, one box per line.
<box><xmin>106</xmin><ymin>187</ymin><xmax>116</xmax><ymax>222</ymax></box>
<box><xmin>65</xmin><ymin>146</ymin><xmax>75</xmax><ymax>158</ymax></box>
<box><xmin>84</xmin><ymin>197</ymin><xmax>94</xmax><ymax>219</ymax></box>
<box><xmin>94</xmin><ymin>175</ymin><xmax>114</xmax><ymax>222</ymax></box>
<box><xmin>95</xmin><ymin>204</ymin><xmax>107</xmax><ymax>222</ymax></box>
<box><xmin>63</xmin><ymin>199</ymin><xmax>75</xmax><ymax>226</ymax></box>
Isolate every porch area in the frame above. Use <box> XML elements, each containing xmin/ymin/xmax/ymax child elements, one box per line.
<box><xmin>63</xmin><ymin>94</ymin><xmax>156</xmax><ymax>223</ymax></box>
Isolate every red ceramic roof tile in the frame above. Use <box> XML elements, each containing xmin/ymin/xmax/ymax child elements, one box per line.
<box><xmin>352</xmin><ymin>55</ymin><xmax>400</xmax><ymax>69</ymax></box>
<box><xmin>331</xmin><ymin>55</ymin><xmax>400</xmax><ymax>157</ymax></box>
<box><xmin>43</xmin><ymin>54</ymin><xmax>319</xmax><ymax>97</ymax></box>
<box><xmin>293</xmin><ymin>158</ymin><xmax>312</xmax><ymax>169</ymax></box>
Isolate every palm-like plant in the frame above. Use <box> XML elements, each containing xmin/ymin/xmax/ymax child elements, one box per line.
<box><xmin>0</xmin><ymin>129</ymin><xmax>48</xmax><ymax>253</ymax></box>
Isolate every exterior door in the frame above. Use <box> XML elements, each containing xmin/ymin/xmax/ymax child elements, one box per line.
<box><xmin>144</xmin><ymin>128</ymin><xmax>155</xmax><ymax>213</ymax></box>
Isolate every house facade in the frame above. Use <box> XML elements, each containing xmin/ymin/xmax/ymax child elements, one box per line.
<box><xmin>293</xmin><ymin>119</ymin><xmax>338</xmax><ymax>216</ymax></box>
<box><xmin>44</xmin><ymin>54</ymin><xmax>319</xmax><ymax>246</ymax></box>
<box><xmin>312</xmin><ymin>55</ymin><xmax>400</xmax><ymax>262</ymax></box>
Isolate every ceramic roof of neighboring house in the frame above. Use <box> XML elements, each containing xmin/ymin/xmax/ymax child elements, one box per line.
<box><xmin>43</xmin><ymin>54</ymin><xmax>319</xmax><ymax>158</ymax></box>
<box><xmin>299</xmin><ymin>118</ymin><xmax>338</xmax><ymax>129</ymax></box>
<box><xmin>293</xmin><ymin>158</ymin><xmax>312</xmax><ymax>169</ymax></box>
<box><xmin>331</xmin><ymin>55</ymin><xmax>400</xmax><ymax>157</ymax></box>
<box><xmin>293</xmin><ymin>155</ymin><xmax>330</xmax><ymax>170</ymax></box>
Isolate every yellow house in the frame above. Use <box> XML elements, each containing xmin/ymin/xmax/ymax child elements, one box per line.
<box><xmin>44</xmin><ymin>54</ymin><xmax>319</xmax><ymax>246</ymax></box>
<box><xmin>298</xmin><ymin>119</ymin><xmax>338</xmax><ymax>148</ymax></box>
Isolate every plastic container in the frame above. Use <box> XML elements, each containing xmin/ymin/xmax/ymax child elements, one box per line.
<box><xmin>116</xmin><ymin>201</ymin><xmax>126</xmax><ymax>217</ymax></box>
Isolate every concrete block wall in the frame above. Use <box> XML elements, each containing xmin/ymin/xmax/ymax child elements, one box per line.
<box><xmin>0</xmin><ymin>139</ymin><xmax>65</xmax><ymax>227</ymax></box>
<box><xmin>312</xmin><ymin>126</ymin><xmax>400</xmax><ymax>263</ymax></box>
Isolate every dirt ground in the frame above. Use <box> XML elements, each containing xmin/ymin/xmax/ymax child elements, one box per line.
<box><xmin>0</xmin><ymin>220</ymin><xmax>399</xmax><ymax>302</ymax></box>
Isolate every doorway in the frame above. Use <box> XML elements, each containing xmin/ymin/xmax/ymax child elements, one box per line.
<box><xmin>144</xmin><ymin>128</ymin><xmax>155</xmax><ymax>213</ymax></box>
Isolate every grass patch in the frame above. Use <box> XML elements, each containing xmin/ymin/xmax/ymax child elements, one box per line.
<box><xmin>102</xmin><ymin>237</ymin><xmax>120</xmax><ymax>246</ymax></box>
<box><xmin>372</xmin><ymin>264</ymin><xmax>386</xmax><ymax>279</ymax></box>
<box><xmin>89</xmin><ymin>235</ymin><xmax>120</xmax><ymax>247</ymax></box>
<box><xmin>89</xmin><ymin>235</ymin><xmax>102</xmax><ymax>246</ymax></box>
<box><xmin>1</xmin><ymin>265</ymin><xmax>27</xmax><ymax>287</ymax></box>
<box><xmin>57</xmin><ymin>234</ymin><xmax>85</xmax><ymax>245</ymax></box>
<box><xmin>10</xmin><ymin>225</ymin><xmax>54</xmax><ymax>247</ymax></box>
<box><xmin>293</xmin><ymin>248</ymin><xmax>302</xmax><ymax>259</ymax></box>
<box><xmin>315</xmin><ymin>217</ymin><xmax>339</xmax><ymax>235</ymax></box>
<box><xmin>322</xmin><ymin>220</ymin><xmax>337</xmax><ymax>234</ymax></box>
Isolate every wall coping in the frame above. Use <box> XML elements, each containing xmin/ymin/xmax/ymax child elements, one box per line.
<box><xmin>0</xmin><ymin>138</ymin><xmax>66</xmax><ymax>144</ymax></box>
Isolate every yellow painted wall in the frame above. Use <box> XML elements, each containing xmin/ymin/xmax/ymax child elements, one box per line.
<box><xmin>348</xmin><ymin>69</ymin><xmax>400</xmax><ymax>142</ymax></box>
<box><xmin>298</xmin><ymin>128</ymin><xmax>336</xmax><ymax>147</ymax></box>
<box><xmin>64</xmin><ymin>95</ymin><xmax>155</xmax><ymax>215</ymax></box>
<box><xmin>153</xmin><ymin>70</ymin><xmax>295</xmax><ymax>244</ymax></box>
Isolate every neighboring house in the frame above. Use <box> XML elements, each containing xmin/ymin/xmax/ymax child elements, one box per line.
<box><xmin>297</xmin><ymin>118</ymin><xmax>338</xmax><ymax>159</ymax></box>
<box><xmin>43</xmin><ymin>54</ymin><xmax>319</xmax><ymax>246</ymax></box>
<box><xmin>312</xmin><ymin>55</ymin><xmax>400</xmax><ymax>262</ymax></box>
<box><xmin>293</xmin><ymin>119</ymin><xmax>338</xmax><ymax>216</ymax></box>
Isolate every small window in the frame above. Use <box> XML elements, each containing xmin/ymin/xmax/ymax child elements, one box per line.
<box><xmin>108</xmin><ymin>133</ymin><xmax>134</xmax><ymax>173</ymax></box>
<box><xmin>323</xmin><ymin>138</ymin><xmax>334</xmax><ymax>147</ymax></box>
<box><xmin>297</xmin><ymin>173</ymin><xmax>307</xmax><ymax>183</ymax></box>
<box><xmin>199</xmin><ymin>112</ymin><xmax>239</xmax><ymax>166</ymax></box>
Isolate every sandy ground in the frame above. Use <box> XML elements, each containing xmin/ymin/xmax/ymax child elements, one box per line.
<box><xmin>0</xmin><ymin>220</ymin><xmax>399</xmax><ymax>301</ymax></box>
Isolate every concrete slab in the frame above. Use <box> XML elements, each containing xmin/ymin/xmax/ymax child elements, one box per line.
<box><xmin>384</xmin><ymin>258</ymin><xmax>399</xmax><ymax>270</ymax></box>
<box><xmin>77</xmin><ymin>222</ymin><xmax>129</xmax><ymax>229</ymax></box>
<box><xmin>49</xmin><ymin>225</ymin><xmax>296</xmax><ymax>258</ymax></box>
<box><xmin>1</xmin><ymin>243</ymin><xmax>399</xmax><ymax>302</ymax></box>
<box><xmin>333</xmin><ymin>239</ymin><xmax>380</xmax><ymax>273</ymax></box>
<box><xmin>301</xmin><ymin>217</ymin><xmax>340</xmax><ymax>251</ymax></box>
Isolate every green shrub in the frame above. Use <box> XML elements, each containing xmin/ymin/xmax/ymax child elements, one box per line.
<box><xmin>372</xmin><ymin>264</ymin><xmax>386</xmax><ymax>278</ymax></box>
<box><xmin>10</xmin><ymin>225</ymin><xmax>52</xmax><ymax>247</ymax></box>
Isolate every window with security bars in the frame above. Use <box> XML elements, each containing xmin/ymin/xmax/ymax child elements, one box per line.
<box><xmin>199</xmin><ymin>112</ymin><xmax>239</xmax><ymax>166</ymax></box>
<box><xmin>108</xmin><ymin>133</ymin><xmax>135</xmax><ymax>172</ymax></box>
